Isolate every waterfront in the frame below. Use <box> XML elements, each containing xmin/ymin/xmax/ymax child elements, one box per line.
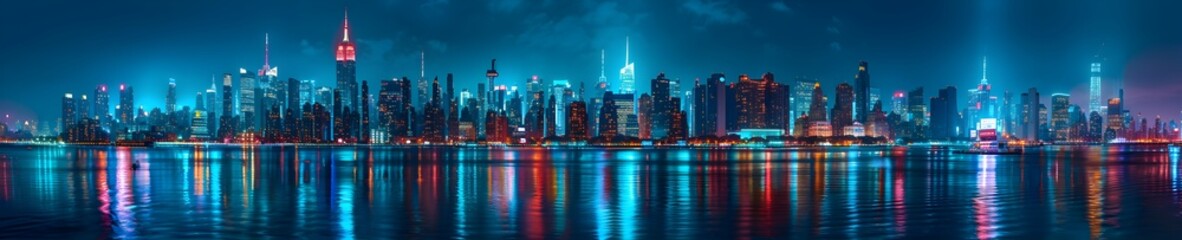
<box><xmin>0</xmin><ymin>145</ymin><xmax>1181</xmax><ymax>239</ymax></box>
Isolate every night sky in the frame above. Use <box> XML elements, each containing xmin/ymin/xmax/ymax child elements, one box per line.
<box><xmin>3</xmin><ymin>0</ymin><xmax>1182</xmax><ymax>124</ymax></box>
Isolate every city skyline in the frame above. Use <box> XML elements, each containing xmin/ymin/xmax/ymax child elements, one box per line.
<box><xmin>5</xmin><ymin>1</ymin><xmax>1182</xmax><ymax>122</ymax></box>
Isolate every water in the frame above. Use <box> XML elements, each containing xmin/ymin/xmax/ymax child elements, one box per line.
<box><xmin>1</xmin><ymin>145</ymin><xmax>1181</xmax><ymax>239</ymax></box>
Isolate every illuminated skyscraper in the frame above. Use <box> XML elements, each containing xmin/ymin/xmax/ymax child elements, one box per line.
<box><xmin>335</xmin><ymin>10</ymin><xmax>358</xmax><ymax>111</ymax></box>
<box><xmin>166</xmin><ymin>78</ymin><xmax>177</xmax><ymax>113</ymax></box>
<box><xmin>832</xmin><ymin>83</ymin><xmax>854</xmax><ymax>136</ymax></box>
<box><xmin>1051</xmin><ymin>93</ymin><xmax>1070</xmax><ymax>141</ymax></box>
<box><xmin>486</xmin><ymin>59</ymin><xmax>499</xmax><ymax>112</ymax></box>
<box><xmin>94</xmin><ymin>85</ymin><xmax>110</xmax><ymax>129</ymax></box>
<box><xmin>619</xmin><ymin>37</ymin><xmax>636</xmax><ymax>94</ymax></box>
<box><xmin>650</xmin><ymin>73</ymin><xmax>672</xmax><ymax>138</ymax></box>
<box><xmin>62</xmin><ymin>93</ymin><xmax>76</xmax><ymax>130</ymax></box>
<box><xmin>239</xmin><ymin>68</ymin><xmax>256</xmax><ymax>131</ymax></box>
<box><xmin>854</xmin><ymin>61</ymin><xmax>870</xmax><ymax>123</ymax></box>
<box><xmin>219</xmin><ymin>74</ymin><xmax>235</xmax><ymax>141</ymax></box>
<box><xmin>117</xmin><ymin>84</ymin><xmax>134</xmax><ymax>127</ymax></box>
<box><xmin>1089</xmin><ymin>60</ymin><xmax>1103</xmax><ymax>114</ymax></box>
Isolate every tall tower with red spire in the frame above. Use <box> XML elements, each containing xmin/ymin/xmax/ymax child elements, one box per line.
<box><xmin>335</xmin><ymin>9</ymin><xmax>358</xmax><ymax>113</ymax></box>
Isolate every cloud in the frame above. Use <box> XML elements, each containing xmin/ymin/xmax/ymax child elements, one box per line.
<box><xmin>770</xmin><ymin>1</ymin><xmax>790</xmax><ymax>13</ymax></box>
<box><xmin>356</xmin><ymin>38</ymin><xmax>395</xmax><ymax>62</ymax></box>
<box><xmin>827</xmin><ymin>26</ymin><xmax>840</xmax><ymax>34</ymax></box>
<box><xmin>829</xmin><ymin>42</ymin><xmax>842</xmax><ymax>51</ymax></box>
<box><xmin>513</xmin><ymin>1</ymin><xmax>642</xmax><ymax>51</ymax></box>
<box><xmin>681</xmin><ymin>0</ymin><xmax>748</xmax><ymax>25</ymax></box>
<box><xmin>300</xmin><ymin>39</ymin><xmax>320</xmax><ymax>56</ymax></box>
<box><xmin>427</xmin><ymin>40</ymin><xmax>448</xmax><ymax>53</ymax></box>
<box><xmin>489</xmin><ymin>0</ymin><xmax>523</xmax><ymax>12</ymax></box>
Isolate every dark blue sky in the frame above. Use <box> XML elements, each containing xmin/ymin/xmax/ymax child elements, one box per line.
<box><xmin>3</xmin><ymin>0</ymin><xmax>1182</xmax><ymax>123</ymax></box>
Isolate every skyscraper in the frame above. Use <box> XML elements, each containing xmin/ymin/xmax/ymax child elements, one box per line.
<box><xmin>486</xmin><ymin>59</ymin><xmax>499</xmax><ymax>112</ymax></box>
<box><xmin>447</xmin><ymin>74</ymin><xmax>459</xmax><ymax>140</ymax></box>
<box><xmin>598</xmin><ymin>91</ymin><xmax>618</xmax><ymax>138</ymax></box>
<box><xmin>854</xmin><ymin>61</ymin><xmax>870</xmax><ymax>124</ymax></box>
<box><xmin>791</xmin><ymin>78</ymin><xmax>816</xmax><ymax>135</ymax></box>
<box><xmin>361</xmin><ymin>80</ymin><xmax>371</xmax><ymax>143</ymax></box>
<box><xmin>166</xmin><ymin>78</ymin><xmax>177</xmax><ymax>113</ymax></box>
<box><xmin>693</xmin><ymin>73</ymin><xmax>727</xmax><ymax>137</ymax></box>
<box><xmin>117</xmin><ymin>84</ymin><xmax>134</xmax><ymax>128</ymax></box>
<box><xmin>219</xmin><ymin>74</ymin><xmax>235</xmax><ymax>141</ymax></box>
<box><xmin>808</xmin><ymin>83</ymin><xmax>828</xmax><ymax>123</ymax></box>
<box><xmin>1089</xmin><ymin>60</ymin><xmax>1103</xmax><ymax>114</ymax></box>
<box><xmin>1051</xmin><ymin>93</ymin><xmax>1071</xmax><ymax>141</ymax></box>
<box><xmin>94</xmin><ymin>85</ymin><xmax>110</xmax><ymax>129</ymax></box>
<box><xmin>335</xmin><ymin>10</ymin><xmax>358</xmax><ymax>111</ymax></box>
<box><xmin>62</xmin><ymin>93</ymin><xmax>76</xmax><ymax>131</ymax></box>
<box><xmin>907</xmin><ymin>87</ymin><xmax>925</xmax><ymax>126</ymax></box>
<box><xmin>567</xmin><ymin>100</ymin><xmax>589</xmax><ymax>140</ymax></box>
<box><xmin>239</xmin><ymin>68</ymin><xmax>257</xmax><ymax>131</ymax></box>
<box><xmin>832</xmin><ymin>83</ymin><xmax>854</xmax><ymax>136</ymax></box>
<box><xmin>637</xmin><ymin>93</ymin><xmax>652</xmax><ymax>139</ymax></box>
<box><xmin>619</xmin><ymin>37</ymin><xmax>636</xmax><ymax>94</ymax></box>
<box><xmin>1022</xmin><ymin>88</ymin><xmax>1041</xmax><ymax>142</ymax></box>
<box><xmin>929</xmin><ymin>86</ymin><xmax>958</xmax><ymax>139</ymax></box>
<box><xmin>650</xmin><ymin>73</ymin><xmax>672</xmax><ymax>138</ymax></box>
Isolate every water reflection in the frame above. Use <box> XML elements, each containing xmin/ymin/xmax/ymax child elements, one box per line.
<box><xmin>0</xmin><ymin>146</ymin><xmax>1181</xmax><ymax>238</ymax></box>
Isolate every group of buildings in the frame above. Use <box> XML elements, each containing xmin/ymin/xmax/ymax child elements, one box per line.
<box><xmin>11</xmin><ymin>12</ymin><xmax>1179</xmax><ymax>145</ymax></box>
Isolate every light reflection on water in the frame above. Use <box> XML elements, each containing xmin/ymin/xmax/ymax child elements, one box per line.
<box><xmin>0</xmin><ymin>145</ymin><xmax>1180</xmax><ymax>238</ymax></box>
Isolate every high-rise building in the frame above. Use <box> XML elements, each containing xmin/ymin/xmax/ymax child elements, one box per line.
<box><xmin>166</xmin><ymin>78</ymin><xmax>177</xmax><ymax>113</ymax></box>
<box><xmin>891</xmin><ymin>91</ymin><xmax>906</xmax><ymax>116</ymax></box>
<box><xmin>929</xmin><ymin>86</ymin><xmax>958</xmax><ymax>139</ymax></box>
<box><xmin>235</xmin><ymin>69</ymin><xmax>255</xmax><ymax>131</ymax></box>
<box><xmin>1089</xmin><ymin>60</ymin><xmax>1103</xmax><ymax>114</ymax></box>
<box><xmin>447</xmin><ymin>74</ymin><xmax>459</xmax><ymax>140</ymax></box>
<box><xmin>736</xmin><ymin>74</ymin><xmax>766</xmax><ymax>130</ymax></box>
<box><xmin>1106</xmin><ymin>98</ymin><xmax>1123</xmax><ymax>140</ymax></box>
<box><xmin>94</xmin><ymin>85</ymin><xmax>110</xmax><ymax>129</ymax></box>
<box><xmin>422</xmin><ymin>77</ymin><xmax>445</xmax><ymax>141</ymax></box>
<box><xmin>650</xmin><ymin>73</ymin><xmax>672</xmax><ymax>138</ymax></box>
<box><xmin>692</xmin><ymin>73</ymin><xmax>728</xmax><ymax>137</ymax></box>
<box><xmin>598</xmin><ymin>91</ymin><xmax>619</xmax><ymax>138</ymax></box>
<box><xmin>832</xmin><ymin>83</ymin><xmax>854</xmax><ymax>136</ymax></box>
<box><xmin>808</xmin><ymin>83</ymin><xmax>828</xmax><ymax>123</ymax></box>
<box><xmin>545</xmin><ymin>95</ymin><xmax>557</xmax><ymax>138</ymax></box>
<box><xmin>77</xmin><ymin>94</ymin><xmax>90</xmax><ymax>121</ymax></box>
<box><xmin>611</xmin><ymin>93</ymin><xmax>637</xmax><ymax>137</ymax></box>
<box><xmin>854</xmin><ymin>61</ymin><xmax>871</xmax><ymax>124</ymax></box>
<box><xmin>300</xmin><ymin>80</ymin><xmax>315</xmax><ymax>105</ymax></box>
<box><xmin>486</xmin><ymin>59</ymin><xmax>500</xmax><ymax>112</ymax></box>
<box><xmin>219</xmin><ymin>74</ymin><xmax>235</xmax><ymax>141</ymax></box>
<box><xmin>1022</xmin><ymin>88</ymin><xmax>1041</xmax><ymax>142</ymax></box>
<box><xmin>551</xmin><ymin>79</ymin><xmax>573</xmax><ymax>135</ymax></box>
<box><xmin>619</xmin><ymin>37</ymin><xmax>636</xmax><ymax>94</ymax></box>
<box><xmin>62</xmin><ymin>93</ymin><xmax>76</xmax><ymax>131</ymax></box>
<box><xmin>907</xmin><ymin>87</ymin><xmax>926</xmax><ymax>126</ymax></box>
<box><xmin>360</xmin><ymin>80</ymin><xmax>371</xmax><ymax>143</ymax></box>
<box><xmin>417</xmin><ymin>52</ymin><xmax>430</xmax><ymax>112</ymax></box>
<box><xmin>791</xmin><ymin>78</ymin><xmax>816</xmax><ymax>135</ymax></box>
<box><xmin>567</xmin><ymin>100</ymin><xmax>589</xmax><ymax>140</ymax></box>
<box><xmin>335</xmin><ymin>10</ymin><xmax>358</xmax><ymax>112</ymax></box>
<box><xmin>637</xmin><ymin>93</ymin><xmax>652</xmax><ymax>139</ymax></box>
<box><xmin>1051</xmin><ymin>93</ymin><xmax>1071</xmax><ymax>141</ymax></box>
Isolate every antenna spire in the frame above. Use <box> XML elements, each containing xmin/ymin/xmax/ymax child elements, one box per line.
<box><xmin>264</xmin><ymin>33</ymin><xmax>270</xmax><ymax>68</ymax></box>
<box><xmin>981</xmin><ymin>56</ymin><xmax>988</xmax><ymax>85</ymax></box>
<box><xmin>625</xmin><ymin>36</ymin><xmax>630</xmax><ymax>65</ymax></box>
<box><xmin>600</xmin><ymin>49</ymin><xmax>606</xmax><ymax>78</ymax></box>
<box><xmin>420</xmin><ymin>50</ymin><xmax>425</xmax><ymax>79</ymax></box>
